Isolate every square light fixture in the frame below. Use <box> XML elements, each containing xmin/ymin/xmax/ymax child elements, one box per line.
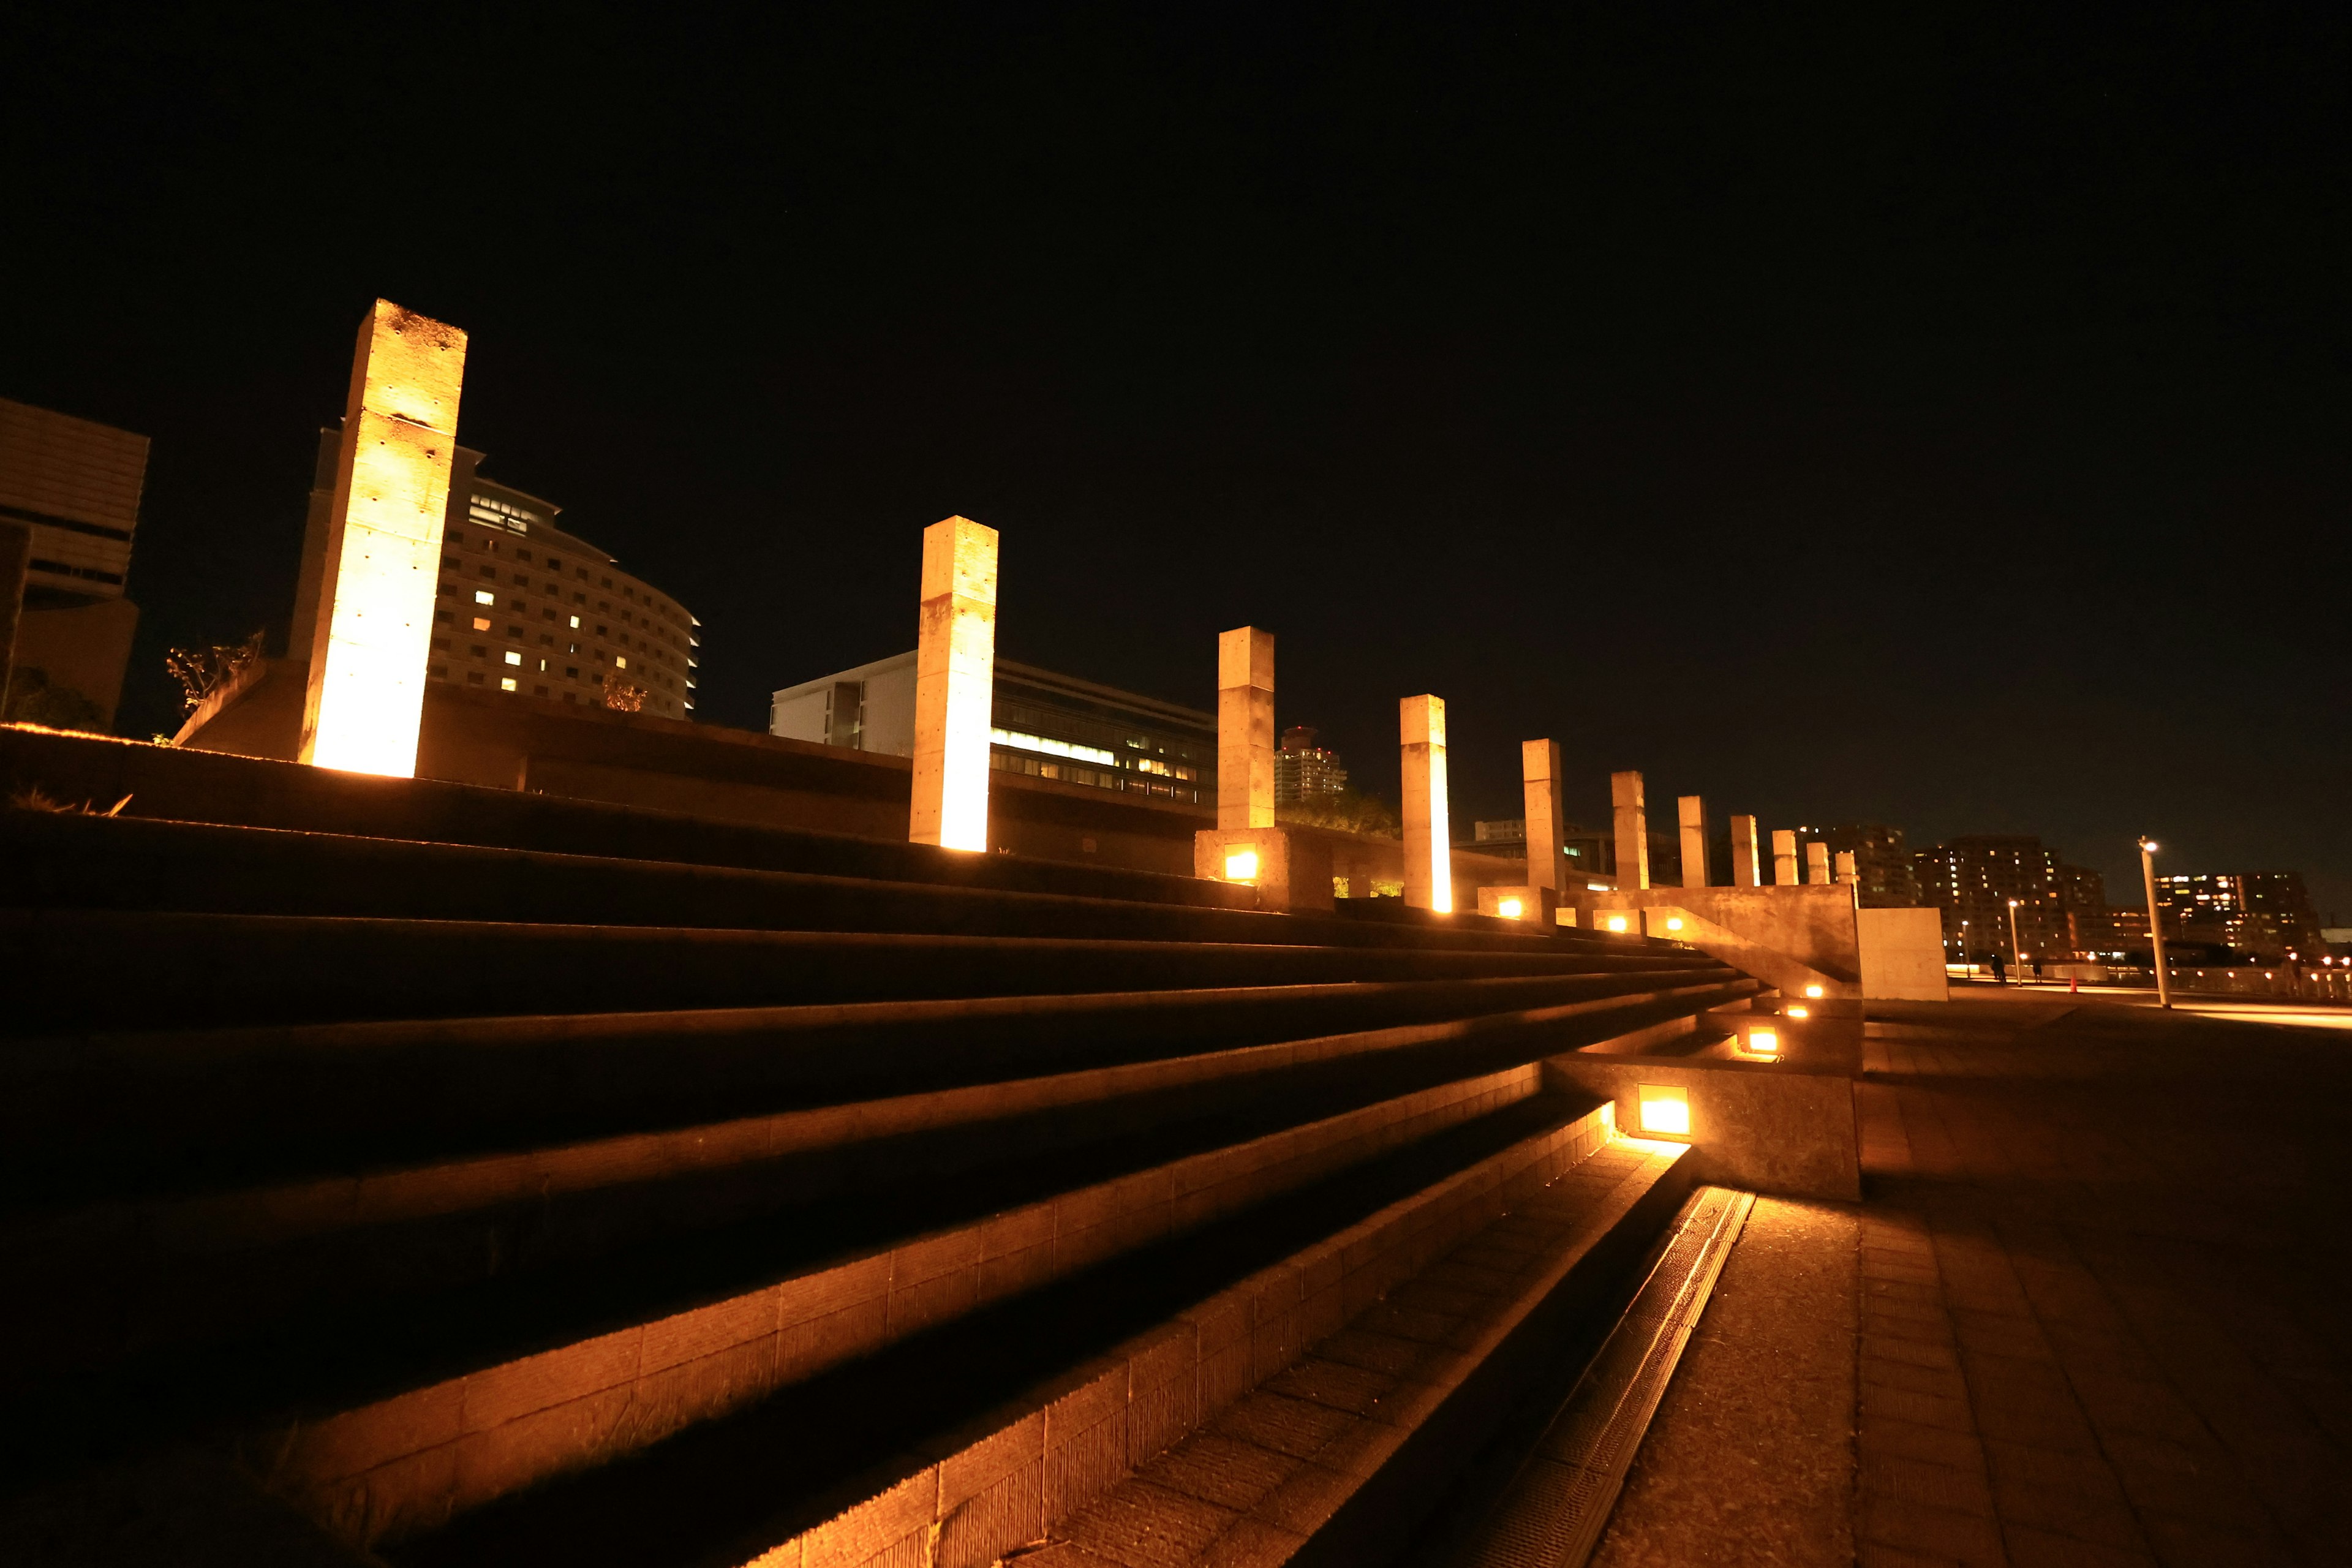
<box><xmin>1785</xmin><ymin>1005</ymin><xmax>1809</xmax><ymax>1019</ymax></box>
<box><xmin>1224</xmin><ymin>848</ymin><xmax>1261</xmax><ymax>882</ymax></box>
<box><xmin>1498</xmin><ymin>897</ymin><xmax>1524</xmax><ymax>919</ymax></box>
<box><xmin>1740</xmin><ymin>1027</ymin><xmax>1782</xmax><ymax>1060</ymax></box>
<box><xmin>1637</xmin><ymin>1084</ymin><xmax>1691</xmax><ymax>1136</ymax></box>
<box><xmin>1606</xmin><ymin>915</ymin><xmax>1629</xmax><ymax>933</ymax></box>
<box><xmin>1803</xmin><ymin>984</ymin><xmax>1825</xmax><ymax>998</ymax></box>
<box><xmin>1665</xmin><ymin>916</ymin><xmax>1685</xmax><ymax>931</ymax></box>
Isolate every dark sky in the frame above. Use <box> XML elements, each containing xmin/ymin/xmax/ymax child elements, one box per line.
<box><xmin>6</xmin><ymin>6</ymin><xmax>2347</xmax><ymax>913</ymax></box>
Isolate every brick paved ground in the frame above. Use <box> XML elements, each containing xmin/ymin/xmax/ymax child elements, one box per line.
<box><xmin>1600</xmin><ymin>994</ymin><xmax>2352</xmax><ymax>1568</ymax></box>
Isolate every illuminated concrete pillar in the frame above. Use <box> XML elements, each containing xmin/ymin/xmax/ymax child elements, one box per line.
<box><xmin>1522</xmin><ymin>739</ymin><xmax>1566</xmax><ymax>893</ymax></box>
<box><xmin>1218</xmin><ymin>627</ymin><xmax>1275</xmax><ymax>831</ymax></box>
<box><xmin>298</xmin><ymin>300</ymin><xmax>467</xmax><ymax>775</ymax></box>
<box><xmin>1772</xmin><ymin>830</ymin><xmax>1799</xmax><ymax>887</ymax></box>
<box><xmin>1400</xmin><ymin>695</ymin><xmax>1452</xmax><ymax>913</ymax></box>
<box><xmin>910</xmin><ymin>516</ymin><xmax>998</xmax><ymax>851</ymax></box>
<box><xmin>1611</xmin><ymin>770</ymin><xmax>1649</xmax><ymax>891</ymax></box>
<box><xmin>1807</xmin><ymin>842</ymin><xmax>1832</xmax><ymax>885</ymax></box>
<box><xmin>1677</xmin><ymin>796</ymin><xmax>1708</xmax><ymax>889</ymax></box>
<box><xmin>1730</xmin><ymin>815</ymin><xmax>1761</xmax><ymax>888</ymax></box>
<box><xmin>1834</xmin><ymin>850</ymin><xmax>1859</xmax><ymax>886</ymax></box>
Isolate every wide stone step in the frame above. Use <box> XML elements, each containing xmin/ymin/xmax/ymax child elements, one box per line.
<box><xmin>994</xmin><ymin>1136</ymin><xmax>1695</xmax><ymax>1568</ymax></box>
<box><xmin>376</xmin><ymin>1095</ymin><xmax>1632</xmax><ymax>1566</ymax></box>
<box><xmin>0</xmin><ymin>724</ymin><xmax>1254</xmax><ymax>910</ymax></box>
<box><xmin>1</xmin><ymin>971</ymin><xmax>1749</xmax><ymax>1209</ymax></box>
<box><xmin>7</xmin><ymin>976</ymin><xmax>1753</xmax><ymax>1406</ymax></box>
<box><xmin>4</xmin><ymin>809</ymin><xmax>1600</xmax><ymax>955</ymax></box>
<box><xmin>1</xmin><ymin>911</ymin><xmax>1713</xmax><ymax>1036</ymax></box>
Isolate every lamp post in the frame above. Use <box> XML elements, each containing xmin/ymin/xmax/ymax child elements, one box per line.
<box><xmin>2139</xmin><ymin>838</ymin><xmax>2171</xmax><ymax>1008</ymax></box>
<box><xmin>2007</xmin><ymin>899</ymin><xmax>2025</xmax><ymax>984</ymax></box>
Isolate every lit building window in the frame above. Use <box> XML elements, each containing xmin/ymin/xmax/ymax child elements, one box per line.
<box><xmin>504</xmin><ymin>652</ymin><xmax>522</xmax><ymax>666</ymax></box>
<box><xmin>474</xmin><ymin>590</ymin><xmax>495</xmax><ymax>606</ymax></box>
<box><xmin>499</xmin><ymin>677</ymin><xmax>517</xmax><ymax>691</ymax></box>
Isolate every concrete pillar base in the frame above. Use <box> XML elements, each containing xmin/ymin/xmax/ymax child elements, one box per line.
<box><xmin>1473</xmin><ymin>884</ymin><xmax>1559</xmax><ymax>927</ymax></box>
<box><xmin>1195</xmin><ymin>826</ymin><xmax>1335</xmax><ymax>913</ymax></box>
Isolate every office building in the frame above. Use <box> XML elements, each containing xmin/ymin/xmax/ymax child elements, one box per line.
<box><xmin>0</xmin><ymin>396</ymin><xmax>148</xmax><ymax>728</ymax></box>
<box><xmin>1273</xmin><ymin>725</ymin><xmax>1348</xmax><ymax>804</ymax></box>
<box><xmin>772</xmin><ymin>654</ymin><xmax>1217</xmax><ymax>804</ymax></box>
<box><xmin>293</xmin><ymin>430</ymin><xmax>699</xmax><ymax>721</ymax></box>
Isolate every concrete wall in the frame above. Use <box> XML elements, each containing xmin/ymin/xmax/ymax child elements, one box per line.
<box><xmin>1575</xmin><ymin>883</ymin><xmax>1862</xmax><ymax>991</ymax></box>
<box><xmin>11</xmin><ymin>595</ymin><xmax>140</xmax><ymax>727</ymax></box>
<box><xmin>1857</xmin><ymin>907</ymin><xmax>1949</xmax><ymax>1001</ymax></box>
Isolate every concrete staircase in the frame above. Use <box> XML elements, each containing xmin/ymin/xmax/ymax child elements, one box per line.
<box><xmin>0</xmin><ymin>739</ymin><xmax>1760</xmax><ymax>1567</ymax></box>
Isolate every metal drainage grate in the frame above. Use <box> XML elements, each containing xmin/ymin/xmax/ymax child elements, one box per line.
<box><xmin>1446</xmin><ymin>1184</ymin><xmax>1755</xmax><ymax>1568</ymax></box>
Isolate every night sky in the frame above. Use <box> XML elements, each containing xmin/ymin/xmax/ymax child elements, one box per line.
<box><xmin>6</xmin><ymin>7</ymin><xmax>2346</xmax><ymax>912</ymax></box>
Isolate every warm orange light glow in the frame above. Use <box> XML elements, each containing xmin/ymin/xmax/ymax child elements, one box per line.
<box><xmin>910</xmin><ymin>516</ymin><xmax>998</xmax><ymax>852</ymax></box>
<box><xmin>1666</xmin><ymin>916</ymin><xmax>1685</xmax><ymax>931</ymax></box>
<box><xmin>1637</xmin><ymin>1084</ymin><xmax>1691</xmax><ymax>1136</ymax></box>
<box><xmin>1224</xmin><ymin>848</ymin><xmax>1261</xmax><ymax>882</ymax></box>
<box><xmin>1785</xmin><ymin>1006</ymin><xmax>1809</xmax><ymax>1019</ymax></box>
<box><xmin>301</xmin><ymin>300</ymin><xmax>467</xmax><ymax>777</ymax></box>
<box><xmin>1804</xmin><ymin>984</ymin><xmax>1825</xmax><ymax>998</ymax></box>
<box><xmin>1498</xmin><ymin>896</ymin><xmax>1524</xmax><ymax>919</ymax></box>
<box><xmin>1400</xmin><ymin>694</ymin><xmax>1452</xmax><ymax>914</ymax></box>
<box><xmin>1744</xmin><ymin>1028</ymin><xmax>1781</xmax><ymax>1057</ymax></box>
<box><xmin>1607</xmin><ymin>915</ymin><xmax>1629</xmax><ymax>933</ymax></box>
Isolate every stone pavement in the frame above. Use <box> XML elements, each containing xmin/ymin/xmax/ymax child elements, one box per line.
<box><xmin>1591</xmin><ymin>995</ymin><xmax>2352</xmax><ymax>1568</ymax></box>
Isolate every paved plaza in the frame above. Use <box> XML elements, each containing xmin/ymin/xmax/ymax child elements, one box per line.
<box><xmin>1591</xmin><ymin>993</ymin><xmax>2352</xmax><ymax>1567</ymax></box>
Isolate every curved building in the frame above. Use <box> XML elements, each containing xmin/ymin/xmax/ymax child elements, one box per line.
<box><xmin>293</xmin><ymin>429</ymin><xmax>699</xmax><ymax>720</ymax></box>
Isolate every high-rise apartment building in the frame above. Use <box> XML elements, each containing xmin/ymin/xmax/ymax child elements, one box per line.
<box><xmin>0</xmin><ymin>396</ymin><xmax>148</xmax><ymax>728</ymax></box>
<box><xmin>1794</xmin><ymin>823</ymin><xmax>1920</xmax><ymax>907</ymax></box>
<box><xmin>2152</xmin><ymin>872</ymin><xmax>2323</xmax><ymax>959</ymax></box>
<box><xmin>1913</xmin><ymin>835</ymin><xmax>2067</xmax><ymax>960</ymax></box>
<box><xmin>293</xmin><ymin>431</ymin><xmax>699</xmax><ymax>721</ymax></box>
<box><xmin>1273</xmin><ymin>725</ymin><xmax>1348</xmax><ymax>804</ymax></box>
<box><xmin>772</xmin><ymin>655</ymin><xmax>1217</xmax><ymax>804</ymax></box>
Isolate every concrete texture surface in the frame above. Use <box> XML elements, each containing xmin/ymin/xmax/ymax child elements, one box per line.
<box><xmin>1597</xmin><ymin>993</ymin><xmax>2352</xmax><ymax>1568</ymax></box>
<box><xmin>1589</xmin><ymin>1196</ymin><xmax>1859</xmax><ymax>1568</ymax></box>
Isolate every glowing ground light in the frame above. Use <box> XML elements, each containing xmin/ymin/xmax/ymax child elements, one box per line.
<box><xmin>1786</xmin><ymin>1005</ymin><xmax>1810</xmax><ymax>1019</ymax></box>
<box><xmin>1637</xmin><ymin>1084</ymin><xmax>1690</xmax><ymax>1136</ymax></box>
<box><xmin>1804</xmin><ymin>984</ymin><xmax>1825</xmax><ymax>998</ymax></box>
<box><xmin>1498</xmin><ymin>897</ymin><xmax>1523</xmax><ymax>919</ymax></box>
<box><xmin>1224</xmin><ymin>849</ymin><xmax>1260</xmax><ymax>882</ymax></box>
<box><xmin>1744</xmin><ymin>1028</ymin><xmax>1781</xmax><ymax>1058</ymax></box>
<box><xmin>1666</xmin><ymin>917</ymin><xmax>1684</xmax><ymax>931</ymax></box>
<box><xmin>1607</xmin><ymin>916</ymin><xmax>1629</xmax><ymax>932</ymax></box>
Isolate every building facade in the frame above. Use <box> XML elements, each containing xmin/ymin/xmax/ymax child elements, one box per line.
<box><xmin>2152</xmin><ymin>872</ymin><xmax>2324</xmax><ymax>959</ymax></box>
<box><xmin>1913</xmin><ymin>835</ymin><xmax>2067</xmax><ymax>962</ymax></box>
<box><xmin>1274</xmin><ymin>726</ymin><xmax>1348</xmax><ymax>804</ymax></box>
<box><xmin>772</xmin><ymin>655</ymin><xmax>1218</xmax><ymax>805</ymax></box>
<box><xmin>296</xmin><ymin>431</ymin><xmax>700</xmax><ymax>720</ymax></box>
<box><xmin>0</xmin><ymin>396</ymin><xmax>148</xmax><ymax>728</ymax></box>
<box><xmin>1794</xmin><ymin>823</ymin><xmax>1920</xmax><ymax>907</ymax></box>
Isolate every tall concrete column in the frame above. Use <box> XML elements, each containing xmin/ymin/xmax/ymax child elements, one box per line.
<box><xmin>1677</xmin><ymin>795</ymin><xmax>1708</xmax><ymax>888</ymax></box>
<box><xmin>299</xmin><ymin>299</ymin><xmax>468</xmax><ymax>777</ymax></box>
<box><xmin>1401</xmin><ymin>695</ymin><xmax>1452</xmax><ymax>913</ymax></box>
<box><xmin>1522</xmin><ymin>739</ymin><xmax>1566</xmax><ymax>893</ymax></box>
<box><xmin>1772</xmin><ymin>829</ymin><xmax>1799</xmax><ymax>887</ymax></box>
<box><xmin>1834</xmin><ymin>850</ymin><xmax>1859</xmax><ymax>885</ymax></box>
<box><xmin>1218</xmin><ymin>627</ymin><xmax>1275</xmax><ymax>831</ymax></box>
<box><xmin>1806</xmin><ymin>842</ymin><xmax>1832</xmax><ymax>885</ymax></box>
<box><xmin>1611</xmin><ymin>770</ymin><xmax>1649</xmax><ymax>891</ymax></box>
<box><xmin>910</xmin><ymin>515</ymin><xmax>999</xmax><ymax>851</ymax></box>
<box><xmin>1730</xmin><ymin>814</ymin><xmax>1761</xmax><ymax>888</ymax></box>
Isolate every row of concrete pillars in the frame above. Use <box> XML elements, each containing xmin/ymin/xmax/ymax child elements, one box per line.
<box><xmin>1603</xmin><ymin>770</ymin><xmax>1856</xmax><ymax>892</ymax></box>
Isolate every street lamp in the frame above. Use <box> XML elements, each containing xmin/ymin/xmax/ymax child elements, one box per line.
<box><xmin>2007</xmin><ymin>899</ymin><xmax>2026</xmax><ymax>984</ymax></box>
<box><xmin>2139</xmin><ymin>837</ymin><xmax>2172</xmax><ymax>1009</ymax></box>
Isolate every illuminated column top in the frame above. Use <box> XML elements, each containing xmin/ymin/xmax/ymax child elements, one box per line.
<box><xmin>1678</xmin><ymin>794</ymin><xmax>1708</xmax><ymax>890</ymax></box>
<box><xmin>1521</xmin><ymin>739</ymin><xmax>1566</xmax><ymax>892</ymax></box>
<box><xmin>1773</xmin><ymin>829</ymin><xmax>1800</xmax><ymax>886</ymax></box>
<box><xmin>1611</xmin><ymin>769</ymin><xmax>1649</xmax><ymax>892</ymax></box>
<box><xmin>910</xmin><ymin>515</ymin><xmax>998</xmax><ymax>851</ymax></box>
<box><xmin>300</xmin><ymin>300</ymin><xmax>468</xmax><ymax>777</ymax></box>
<box><xmin>1400</xmin><ymin>695</ymin><xmax>1451</xmax><ymax>913</ymax></box>
<box><xmin>1729</xmin><ymin>814</ymin><xmax>1762</xmax><ymax>888</ymax></box>
<box><xmin>1216</xmin><ymin>625</ymin><xmax>1275</xmax><ymax>831</ymax></box>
